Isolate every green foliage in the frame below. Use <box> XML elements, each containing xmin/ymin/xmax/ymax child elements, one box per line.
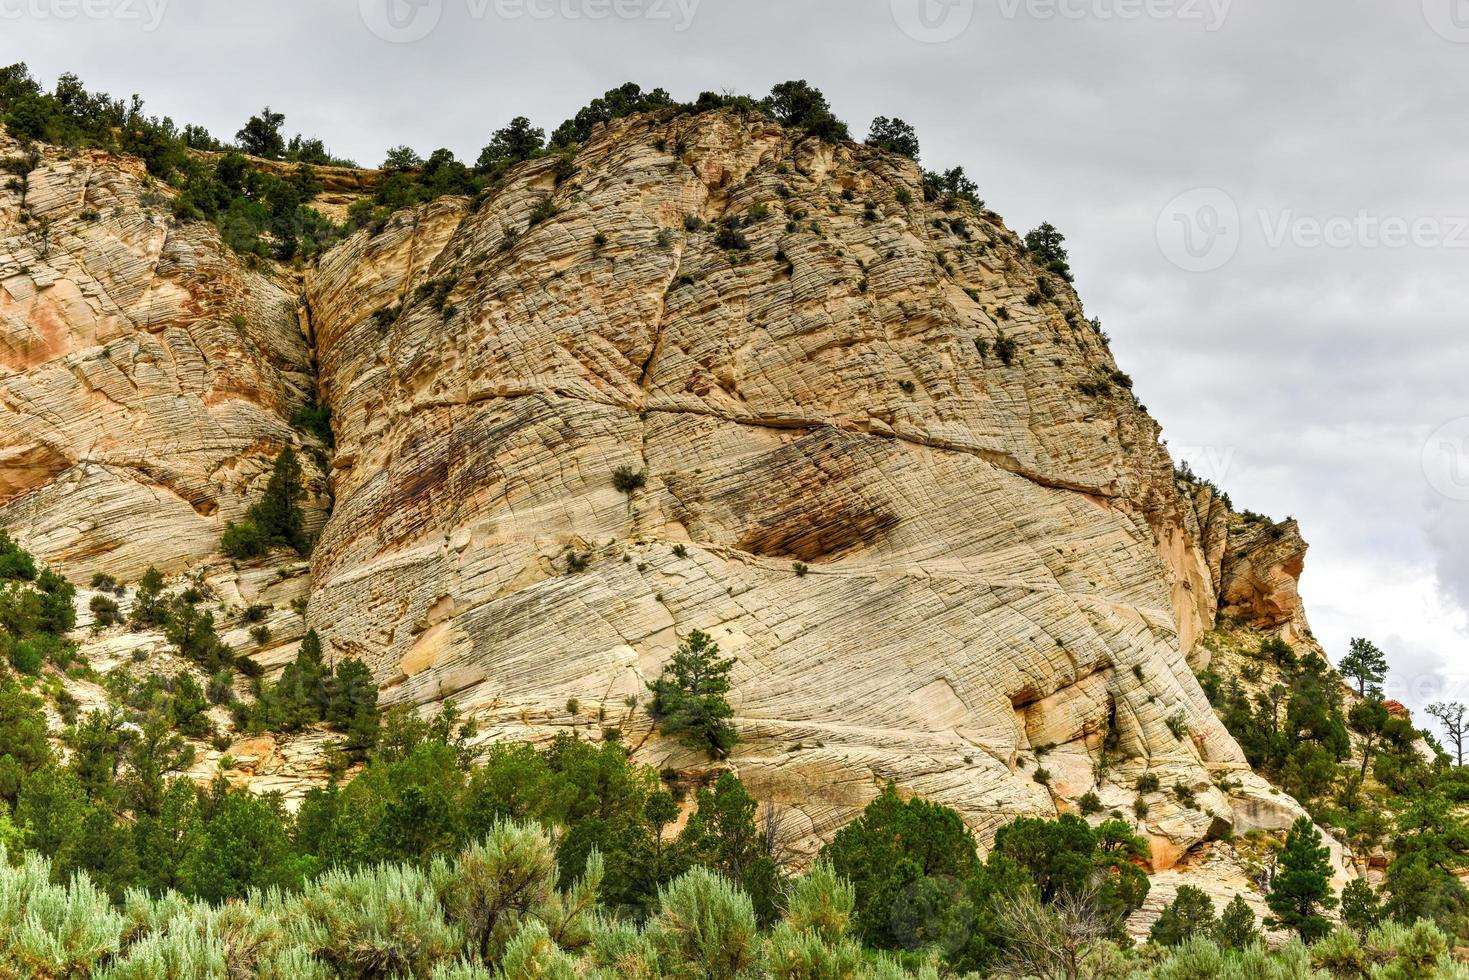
<box><xmin>681</xmin><ymin>772</ymin><xmax>782</xmax><ymax>926</ymax></box>
<box><xmin>763</xmin><ymin>80</ymin><xmax>849</xmax><ymax>142</ymax></box>
<box><xmin>237</xmin><ymin>631</ymin><xmax>379</xmax><ymax>757</ymax></box>
<box><xmin>292</xmin><ymin>402</ymin><xmax>334</xmax><ymax>446</ymax></box>
<box><xmin>1267</xmin><ymin>817</ymin><xmax>1337</xmax><ymax>942</ymax></box>
<box><xmin>162</xmin><ymin>599</ymin><xmax>234</xmax><ymax>672</ymax></box>
<box><xmin>647</xmin><ymin>629</ymin><xmax>738</xmax><ymax>755</ymax></box>
<box><xmin>651</xmin><ymin>866</ymin><xmax>760</xmax><ymax>979</ymax></box>
<box><xmin>1212</xmin><ymin>894</ymin><xmax>1259</xmax><ymax>950</ymax></box>
<box><xmin>921</xmin><ymin>167</ymin><xmax>981</xmax><ymax>208</ymax></box>
<box><xmin>475</xmin><ymin>116</ymin><xmax>546</xmax><ymax>175</ymax></box>
<box><xmin>820</xmin><ymin>782</ymin><xmax>979</xmax><ymax>952</ymax></box>
<box><xmin>381</xmin><ymin>144</ymin><xmax>423</xmax><ymax>170</ymax></box>
<box><xmin>237</xmin><ymin>106</ymin><xmax>286</xmax><ymax>158</ymax></box>
<box><xmin>1339</xmin><ymin>636</ymin><xmax>1388</xmax><ymax>697</ymax></box>
<box><xmin>221</xmin><ymin>447</ymin><xmax>309</xmax><ymax>559</ymax></box>
<box><xmin>993</xmin><ymin>330</ymin><xmax>1017</xmax><ymax>366</ymax></box>
<box><xmin>866</xmin><ymin>116</ymin><xmax>920</xmax><ymax>159</ymax></box>
<box><xmin>182</xmin><ymin>784</ymin><xmax>304</xmax><ymax>902</ymax></box>
<box><xmin>1024</xmin><ymin>221</ymin><xmax>1074</xmax><ymax>282</ymax></box>
<box><xmin>550</xmin><ymin>82</ymin><xmax>675</xmax><ymax>148</ymax></box>
<box><xmin>1341</xmin><ymin>877</ymin><xmax>1382</xmax><ymax>935</ymax></box>
<box><xmin>0</xmin><ymin>530</ymin><xmax>37</xmax><ymax>581</ymax></box>
<box><xmin>1150</xmin><ymin>885</ymin><xmax>1215</xmax><ymax>947</ymax></box>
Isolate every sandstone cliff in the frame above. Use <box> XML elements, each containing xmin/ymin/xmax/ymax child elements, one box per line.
<box><xmin>2</xmin><ymin>111</ymin><xmax>1329</xmax><ymax>870</ymax></box>
<box><xmin>301</xmin><ymin>109</ymin><xmax>1311</xmax><ymax>865</ymax></box>
<box><xmin>0</xmin><ymin>130</ymin><xmax>328</xmax><ymax>580</ymax></box>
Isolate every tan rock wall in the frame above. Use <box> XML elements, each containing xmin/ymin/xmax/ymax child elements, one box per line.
<box><xmin>304</xmin><ymin>110</ymin><xmax>1256</xmax><ymax>861</ymax></box>
<box><xmin>0</xmin><ymin>131</ymin><xmax>326</xmax><ymax>578</ymax></box>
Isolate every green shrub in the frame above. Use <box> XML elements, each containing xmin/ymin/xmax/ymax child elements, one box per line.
<box><xmin>993</xmin><ymin>331</ymin><xmax>1017</xmax><ymax>366</ymax></box>
<box><xmin>613</xmin><ymin>466</ymin><xmax>647</xmax><ymax>494</ymax></box>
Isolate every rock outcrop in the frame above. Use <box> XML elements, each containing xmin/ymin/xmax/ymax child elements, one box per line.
<box><xmin>0</xmin><ymin>130</ymin><xmax>327</xmax><ymax>580</ymax></box>
<box><xmin>301</xmin><ymin>109</ymin><xmax>1301</xmax><ymax>864</ymax></box>
<box><xmin>3</xmin><ymin>110</ymin><xmax>1336</xmax><ymax>869</ymax></box>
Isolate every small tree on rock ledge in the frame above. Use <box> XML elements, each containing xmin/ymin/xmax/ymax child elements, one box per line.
<box><xmin>222</xmin><ymin>447</ymin><xmax>309</xmax><ymax>560</ymax></box>
<box><xmin>647</xmin><ymin>629</ymin><xmax>738</xmax><ymax>757</ymax></box>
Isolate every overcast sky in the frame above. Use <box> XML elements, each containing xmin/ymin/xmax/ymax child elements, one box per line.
<box><xmin>7</xmin><ymin>0</ymin><xmax>1467</xmax><ymax>717</ymax></box>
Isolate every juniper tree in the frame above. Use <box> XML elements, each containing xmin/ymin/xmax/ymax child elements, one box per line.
<box><xmin>236</xmin><ymin>106</ymin><xmax>286</xmax><ymax>158</ymax></box>
<box><xmin>647</xmin><ymin>629</ymin><xmax>738</xmax><ymax>756</ymax></box>
<box><xmin>866</xmin><ymin>116</ymin><xmax>920</xmax><ymax>159</ymax></box>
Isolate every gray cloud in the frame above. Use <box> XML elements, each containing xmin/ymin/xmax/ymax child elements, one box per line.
<box><xmin>7</xmin><ymin>0</ymin><xmax>1466</xmax><ymax>711</ymax></box>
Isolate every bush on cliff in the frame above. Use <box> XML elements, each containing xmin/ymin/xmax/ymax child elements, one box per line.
<box><xmin>221</xmin><ymin>447</ymin><xmax>309</xmax><ymax>560</ymax></box>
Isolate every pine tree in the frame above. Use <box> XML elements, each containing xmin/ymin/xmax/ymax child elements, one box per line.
<box><xmin>1267</xmin><ymin>817</ymin><xmax>1337</xmax><ymax>942</ymax></box>
<box><xmin>129</xmin><ymin>565</ymin><xmax>169</xmax><ymax>628</ymax></box>
<box><xmin>222</xmin><ymin>448</ymin><xmax>310</xmax><ymax>559</ymax></box>
<box><xmin>327</xmin><ymin>657</ymin><xmax>380</xmax><ymax>757</ymax></box>
<box><xmin>1340</xmin><ymin>878</ymin><xmax>1381</xmax><ymax>935</ymax></box>
<box><xmin>1339</xmin><ymin>637</ymin><xmax>1388</xmax><ymax>697</ymax></box>
<box><xmin>251</xmin><ymin>447</ymin><xmax>308</xmax><ymax>554</ymax></box>
<box><xmin>1150</xmin><ymin>885</ymin><xmax>1215</xmax><ymax>946</ymax></box>
<box><xmin>647</xmin><ymin>629</ymin><xmax>738</xmax><ymax>756</ymax></box>
<box><xmin>1212</xmin><ymin>894</ymin><xmax>1259</xmax><ymax>950</ymax></box>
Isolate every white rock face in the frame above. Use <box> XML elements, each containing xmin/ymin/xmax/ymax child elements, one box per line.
<box><xmin>3</xmin><ymin>113</ymin><xmax>1338</xmax><ymax>870</ymax></box>
<box><xmin>302</xmin><ymin>110</ymin><xmax>1286</xmax><ymax>864</ymax></box>
<box><xmin>0</xmin><ymin>131</ymin><xmax>326</xmax><ymax>580</ymax></box>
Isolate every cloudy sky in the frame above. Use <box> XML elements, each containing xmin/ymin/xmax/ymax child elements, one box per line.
<box><xmin>8</xmin><ymin>0</ymin><xmax>1467</xmax><ymax>715</ymax></box>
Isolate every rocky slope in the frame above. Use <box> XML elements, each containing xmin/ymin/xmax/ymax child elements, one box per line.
<box><xmin>0</xmin><ymin>129</ymin><xmax>328</xmax><ymax>582</ymax></box>
<box><xmin>2</xmin><ymin>111</ymin><xmax>1333</xmax><ymax>871</ymax></box>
